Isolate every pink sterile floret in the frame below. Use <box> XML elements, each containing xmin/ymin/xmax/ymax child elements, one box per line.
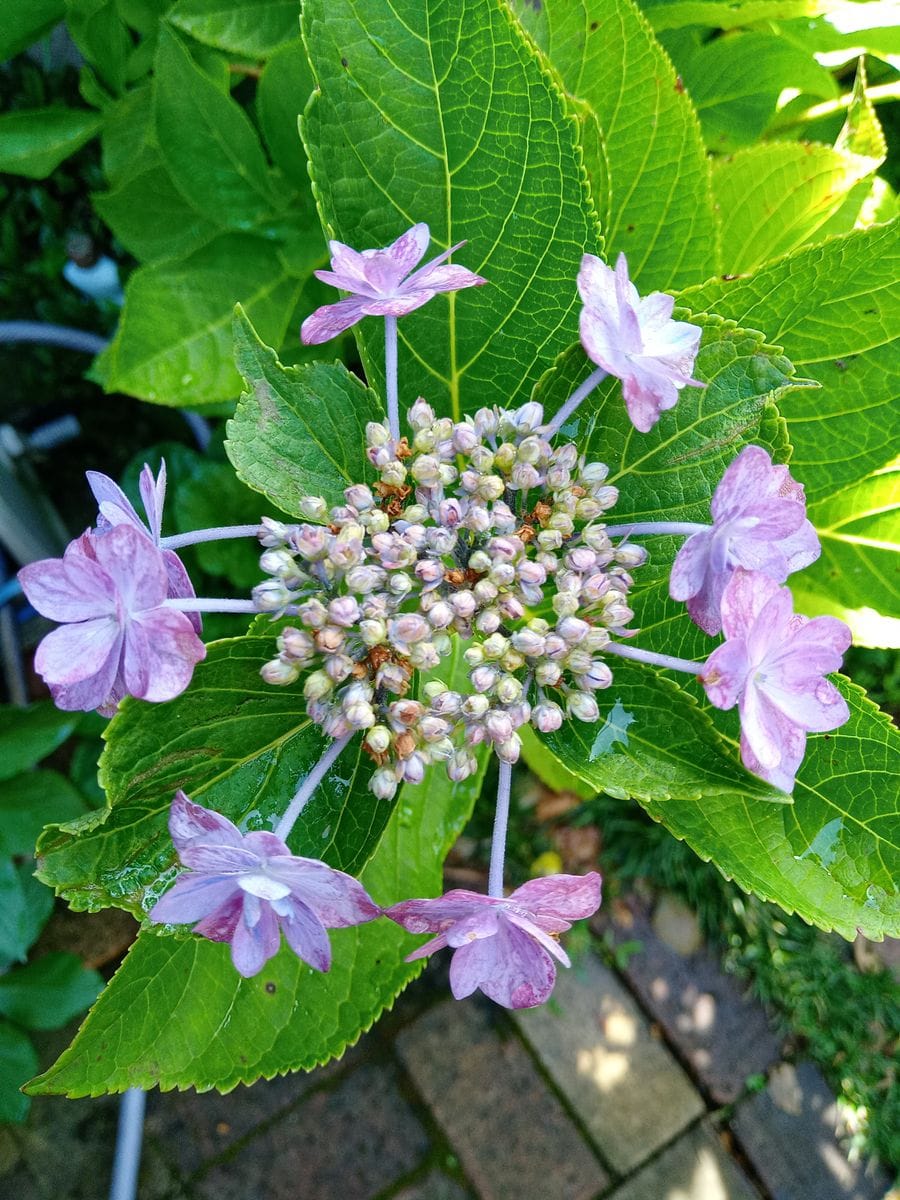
<box><xmin>301</xmin><ymin>222</ymin><xmax>486</xmax><ymax>344</ymax></box>
<box><xmin>385</xmin><ymin>873</ymin><xmax>602</xmax><ymax>1010</ymax></box>
<box><xmin>670</xmin><ymin>445</ymin><xmax>820</xmax><ymax>635</ymax></box>
<box><xmin>578</xmin><ymin>252</ymin><xmax>703</xmax><ymax>433</ymax></box>
<box><xmin>18</xmin><ymin>524</ymin><xmax>205</xmax><ymax>716</ymax></box>
<box><xmin>149</xmin><ymin>792</ymin><xmax>380</xmax><ymax>978</ymax></box>
<box><xmin>700</xmin><ymin>569</ymin><xmax>851</xmax><ymax>792</ymax></box>
<box><xmin>86</xmin><ymin>460</ymin><xmax>201</xmax><ymax>633</ymax></box>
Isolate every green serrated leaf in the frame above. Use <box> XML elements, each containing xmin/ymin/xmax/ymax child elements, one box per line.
<box><xmin>0</xmin><ymin>771</ymin><xmax>86</xmax><ymax>857</ymax></box>
<box><xmin>257</xmin><ymin>38</ymin><xmax>315</xmax><ymax>194</ymax></box>
<box><xmin>101</xmin><ymin>233</ymin><xmax>304</xmax><ymax>405</ymax></box>
<box><xmin>66</xmin><ymin>0</ymin><xmax>133</xmax><ymax>94</ymax></box>
<box><xmin>0</xmin><ymin>704</ymin><xmax>81</xmax><ymax>783</ymax></box>
<box><xmin>226</xmin><ymin>309</ymin><xmax>384</xmax><ymax>516</ymax></box>
<box><xmin>0</xmin><ymin>0</ymin><xmax>66</xmax><ymax>61</ymax></box>
<box><xmin>153</xmin><ymin>25</ymin><xmax>285</xmax><ymax>232</ymax></box>
<box><xmin>543</xmin><ymin>660</ymin><xmax>781</xmax><ymax>804</ymax></box>
<box><xmin>0</xmin><ymin>108</ymin><xmax>102</xmax><ymax>179</ymax></box>
<box><xmin>0</xmin><ymin>954</ymin><xmax>103</xmax><ymax>1032</ymax></box>
<box><xmin>675</xmin><ymin>31</ymin><xmax>836</xmax><ymax>151</ymax></box>
<box><xmin>793</xmin><ymin>463</ymin><xmax>900</xmax><ymax>647</ymax></box>
<box><xmin>713</xmin><ymin>140</ymin><xmax>881</xmax><ymax>274</ymax></box>
<box><xmin>644</xmin><ymin>678</ymin><xmax>899</xmax><ymax>940</ymax></box>
<box><xmin>682</xmin><ymin>223</ymin><xmax>900</xmax><ymax>506</ymax></box>
<box><xmin>29</xmin><ymin>646</ymin><xmax>487</xmax><ymax>1096</ymax></box>
<box><xmin>36</xmin><ymin>632</ymin><xmax>382</xmax><ymax>915</ymax></box>
<box><xmin>0</xmin><ymin>1022</ymin><xmax>38</xmax><ymax>1123</ymax></box>
<box><xmin>93</xmin><ymin>163</ymin><xmax>220</xmax><ymax>262</ymax></box>
<box><xmin>518</xmin><ymin>725</ymin><xmax>596</xmax><ymax>801</ymax></box>
<box><xmin>511</xmin><ymin>0</ymin><xmax>716</xmax><ymax>291</ymax></box>
<box><xmin>301</xmin><ymin>0</ymin><xmax>600</xmax><ymax>422</ymax></box>
<box><xmin>641</xmin><ymin>0</ymin><xmax>826</xmax><ymax>31</ymax></box>
<box><xmin>169</xmin><ymin>0</ymin><xmax>300</xmax><ymax>57</ymax></box>
<box><xmin>0</xmin><ymin>864</ymin><xmax>53</xmax><ymax>966</ymax></box>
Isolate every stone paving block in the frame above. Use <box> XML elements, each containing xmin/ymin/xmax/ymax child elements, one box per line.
<box><xmin>606</xmin><ymin>1122</ymin><xmax>761</xmax><ymax>1200</ymax></box>
<box><xmin>396</xmin><ymin>999</ymin><xmax>607</xmax><ymax>1200</ymax></box>
<box><xmin>390</xmin><ymin>1169</ymin><xmax>474</xmax><ymax>1200</ymax></box>
<box><xmin>195</xmin><ymin>1061</ymin><xmax>430</xmax><ymax>1200</ymax></box>
<box><xmin>732</xmin><ymin>1061</ymin><xmax>893</xmax><ymax>1200</ymax></box>
<box><xmin>602</xmin><ymin>900</ymin><xmax>782</xmax><ymax>1103</ymax></box>
<box><xmin>514</xmin><ymin>951</ymin><xmax>705</xmax><ymax>1175</ymax></box>
<box><xmin>0</xmin><ymin>1093</ymin><xmax>178</xmax><ymax>1200</ymax></box>
<box><xmin>144</xmin><ymin>1044</ymin><xmax>360</xmax><ymax>1176</ymax></box>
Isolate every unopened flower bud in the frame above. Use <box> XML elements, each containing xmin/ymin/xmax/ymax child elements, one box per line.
<box><xmin>304</xmin><ymin>670</ymin><xmax>333</xmax><ymax>700</ymax></box>
<box><xmin>297</xmin><ymin>495</ymin><xmax>329</xmax><ymax>522</ymax></box>
<box><xmin>253</xmin><ymin>579</ymin><xmax>292</xmax><ymax>612</ymax></box>
<box><xmin>567</xmin><ymin>692</ymin><xmax>600</xmax><ymax>722</ymax></box>
<box><xmin>532</xmin><ymin>701</ymin><xmax>564</xmax><ymax>733</ymax></box>
<box><xmin>366</xmin><ymin>725</ymin><xmax>392</xmax><ymax>755</ymax></box>
<box><xmin>495</xmin><ymin>734</ymin><xmax>522</xmax><ymax>764</ymax></box>
<box><xmin>371</xmin><ymin>767</ymin><xmax>399</xmax><ymax>800</ymax></box>
<box><xmin>260</xmin><ymin>657</ymin><xmax>300</xmax><ymax>686</ymax></box>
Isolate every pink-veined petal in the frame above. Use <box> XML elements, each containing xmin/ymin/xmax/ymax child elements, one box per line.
<box><xmin>92</xmin><ymin>524</ymin><xmax>168</xmax><ymax>614</ymax></box>
<box><xmin>35</xmin><ymin>617</ymin><xmax>121</xmax><ymax>689</ymax></box>
<box><xmin>148</xmin><ymin>873</ymin><xmax>241</xmax><ymax>925</ymax></box>
<box><xmin>445</xmin><ymin>908</ymin><xmax>501</xmax><ymax>948</ymax></box>
<box><xmin>760</xmin><ymin>676</ymin><xmax>849</xmax><ymax>733</ymax></box>
<box><xmin>191</xmin><ymin>893</ymin><xmax>243</xmax><ymax>943</ymax></box>
<box><xmin>504</xmin><ymin>911</ymin><xmax>571</xmax><ymax>965</ymax></box>
<box><xmin>449</xmin><ymin>919</ymin><xmax>557</xmax><ymax>1009</ymax></box>
<box><xmin>402</xmin><ymin>262</ymin><xmax>486</xmax><ymax>297</ymax></box>
<box><xmin>139</xmin><ymin>462</ymin><xmax>166</xmax><ymax>544</ymax></box>
<box><xmin>230</xmin><ymin>899</ymin><xmax>281</xmax><ymax>977</ymax></box>
<box><xmin>701</xmin><ymin>638</ymin><xmax>751</xmax><ymax>711</ymax></box>
<box><xmin>510</xmin><ymin>872</ymin><xmax>602</xmax><ymax>925</ymax></box>
<box><xmin>719</xmin><ymin>569</ymin><xmax>780</xmax><ymax>641</ymax></box>
<box><xmin>404</xmin><ymin>931</ymin><xmax>451</xmax><ymax>962</ymax></box>
<box><xmin>669</xmin><ymin>530</ymin><xmax>714</xmax><ymax>602</ymax></box>
<box><xmin>162</xmin><ymin>549</ymin><xmax>201</xmax><ymax>635</ymax></box>
<box><xmin>169</xmin><ymin>792</ymin><xmax>244</xmax><ymax>854</ymax></box>
<box><xmin>128</xmin><ymin>606</ymin><xmax>205</xmax><ymax>702</ymax></box>
<box><xmin>19</xmin><ymin>550</ymin><xmax>116</xmax><ymax>623</ymax></box>
<box><xmin>278</xmin><ymin>899</ymin><xmax>332</xmax><ymax>972</ymax></box>
<box><xmin>740</xmin><ymin>726</ymin><xmax>805</xmax><ymax>793</ymax></box>
<box><xmin>384</xmin><ymin>222</ymin><xmax>431</xmax><ymax>276</ymax></box>
<box><xmin>267</xmin><ymin>856</ymin><xmax>380</xmax><ymax>927</ymax></box>
<box><xmin>86</xmin><ymin>470</ymin><xmax>145</xmax><ymax>535</ymax></box>
<box><xmin>385</xmin><ymin>890</ymin><xmax>495</xmax><ymax>934</ymax></box>
<box><xmin>300</xmin><ymin>296</ymin><xmax>370</xmax><ymax>344</ymax></box>
<box><xmin>739</xmin><ymin>682</ymin><xmax>792</xmax><ymax>770</ymax></box>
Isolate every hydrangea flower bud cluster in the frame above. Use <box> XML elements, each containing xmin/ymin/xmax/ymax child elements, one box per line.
<box><xmin>256</xmin><ymin>398</ymin><xmax>649</xmax><ymax>798</ymax></box>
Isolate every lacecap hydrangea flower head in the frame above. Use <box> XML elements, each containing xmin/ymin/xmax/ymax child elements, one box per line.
<box><xmin>21</xmin><ymin>223</ymin><xmax>851</xmax><ymax>1013</ymax></box>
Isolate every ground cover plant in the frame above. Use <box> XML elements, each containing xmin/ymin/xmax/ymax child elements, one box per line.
<box><xmin>1</xmin><ymin>0</ymin><xmax>897</xmax><ymax>1144</ymax></box>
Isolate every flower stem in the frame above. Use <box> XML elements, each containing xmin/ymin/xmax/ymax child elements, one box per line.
<box><xmin>159</xmin><ymin>525</ymin><xmax>261</xmax><ymax>550</ymax></box>
<box><xmin>274</xmin><ymin>732</ymin><xmax>354</xmax><ymax>842</ymax></box>
<box><xmin>603</xmin><ymin>521</ymin><xmax>708</xmax><ymax>538</ymax></box>
<box><xmin>605</xmin><ymin>640</ymin><xmax>706</xmax><ymax>675</ymax></box>
<box><xmin>545</xmin><ymin>366</ymin><xmax>608</xmax><ymax>436</ymax></box>
<box><xmin>488</xmin><ymin>759</ymin><xmax>513</xmax><ymax>899</ymax></box>
<box><xmin>163</xmin><ymin>598</ymin><xmax>263</xmax><ymax>614</ymax></box>
<box><xmin>384</xmin><ymin>314</ymin><xmax>400</xmax><ymax>442</ymax></box>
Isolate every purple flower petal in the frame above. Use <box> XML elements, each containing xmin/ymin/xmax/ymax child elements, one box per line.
<box><xmin>267</xmin><ymin>856</ymin><xmax>380</xmax><ymax>926</ymax></box>
<box><xmin>578</xmin><ymin>252</ymin><xmax>702</xmax><ymax>432</ymax></box>
<box><xmin>139</xmin><ymin>462</ymin><xmax>167</xmax><ymax>543</ymax></box>
<box><xmin>231</xmin><ymin>896</ymin><xmax>281</xmax><ymax>977</ymax></box>
<box><xmin>19</xmin><ymin>548</ymin><xmax>116</xmax><ymax>623</ymax></box>
<box><xmin>301</xmin><ymin>225</ymin><xmax>484</xmax><ymax>345</ymax></box>
<box><xmin>169</xmin><ymin>791</ymin><xmax>244</xmax><ymax>853</ymax></box>
<box><xmin>301</xmin><ymin>296</ymin><xmax>370</xmax><ymax>344</ymax></box>
<box><xmin>445</xmin><ymin>907</ymin><xmax>501</xmax><ymax>947</ymax></box>
<box><xmin>34</xmin><ymin>617</ymin><xmax>121</xmax><ymax>687</ymax></box>
<box><xmin>279</xmin><ymin>899</ymin><xmax>332</xmax><ymax>972</ymax></box>
<box><xmin>450</xmin><ymin>918</ymin><xmax>557</xmax><ymax>1009</ymax></box>
<box><xmin>86</xmin><ymin>471</ymin><xmax>144</xmax><ymax>534</ymax></box>
<box><xmin>148</xmin><ymin>873</ymin><xmax>241</xmax><ymax>925</ymax></box>
<box><xmin>192</xmin><ymin>894</ymin><xmax>242</xmax><ymax>942</ymax></box>
<box><xmin>92</xmin><ymin>525</ymin><xmax>169</xmax><ymax>613</ymax></box>
<box><xmin>510</xmin><ymin>872</ymin><xmax>602</xmax><ymax>925</ymax></box>
<box><xmin>385</xmin><ymin>889</ymin><xmax>496</xmax><ymax>934</ymax></box>
<box><xmin>127</xmin><ymin>607</ymin><xmax>205</xmax><ymax>702</ymax></box>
